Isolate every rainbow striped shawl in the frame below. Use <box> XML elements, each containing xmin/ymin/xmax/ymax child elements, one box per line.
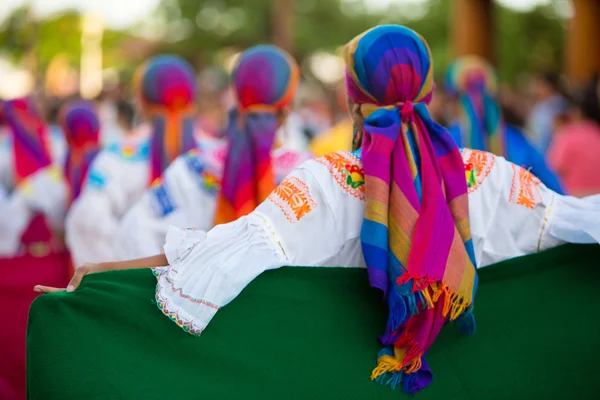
<box><xmin>344</xmin><ymin>25</ymin><xmax>478</xmax><ymax>394</ymax></box>
<box><xmin>214</xmin><ymin>45</ymin><xmax>299</xmax><ymax>225</ymax></box>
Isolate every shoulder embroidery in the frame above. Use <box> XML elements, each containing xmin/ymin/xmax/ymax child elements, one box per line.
<box><xmin>150</xmin><ymin>177</ymin><xmax>177</xmax><ymax>217</ymax></box>
<box><xmin>316</xmin><ymin>151</ymin><xmax>365</xmax><ymax>200</ymax></box>
<box><xmin>268</xmin><ymin>176</ymin><xmax>316</xmax><ymax>224</ymax></box>
<box><xmin>462</xmin><ymin>148</ymin><xmax>495</xmax><ymax>193</ymax></box>
<box><xmin>509</xmin><ymin>164</ymin><xmax>542</xmax><ymax>209</ymax></box>
<box><xmin>184</xmin><ymin>149</ymin><xmax>221</xmax><ymax>196</ymax></box>
<box><xmin>107</xmin><ymin>140</ymin><xmax>149</xmax><ymax>162</ymax></box>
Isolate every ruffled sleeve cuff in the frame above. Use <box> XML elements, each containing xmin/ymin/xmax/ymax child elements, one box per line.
<box><xmin>154</xmin><ymin>214</ymin><xmax>288</xmax><ymax>335</ymax></box>
<box><xmin>162</xmin><ymin>225</ymin><xmax>208</xmax><ymax>265</ymax></box>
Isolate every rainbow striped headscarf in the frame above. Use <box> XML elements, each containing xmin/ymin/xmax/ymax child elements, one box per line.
<box><xmin>60</xmin><ymin>100</ymin><xmax>101</xmax><ymax>203</ymax></box>
<box><xmin>445</xmin><ymin>56</ymin><xmax>505</xmax><ymax>156</ymax></box>
<box><xmin>136</xmin><ymin>55</ymin><xmax>197</xmax><ymax>184</ymax></box>
<box><xmin>345</xmin><ymin>25</ymin><xmax>477</xmax><ymax>394</ymax></box>
<box><xmin>4</xmin><ymin>98</ymin><xmax>53</xmax><ymax>184</ymax></box>
<box><xmin>214</xmin><ymin>45</ymin><xmax>299</xmax><ymax>225</ymax></box>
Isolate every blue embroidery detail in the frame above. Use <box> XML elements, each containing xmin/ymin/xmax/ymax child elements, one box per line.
<box><xmin>87</xmin><ymin>169</ymin><xmax>106</xmax><ymax>189</ymax></box>
<box><xmin>185</xmin><ymin>152</ymin><xmax>206</xmax><ymax>174</ymax></box>
<box><xmin>106</xmin><ymin>140</ymin><xmax>150</xmax><ymax>162</ymax></box>
<box><xmin>351</xmin><ymin>148</ymin><xmax>362</xmax><ymax>160</ymax></box>
<box><xmin>152</xmin><ymin>182</ymin><xmax>176</xmax><ymax>217</ymax></box>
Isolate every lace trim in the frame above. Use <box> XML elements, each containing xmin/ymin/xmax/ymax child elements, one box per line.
<box><xmin>153</xmin><ymin>268</ymin><xmax>216</xmax><ymax>336</ymax></box>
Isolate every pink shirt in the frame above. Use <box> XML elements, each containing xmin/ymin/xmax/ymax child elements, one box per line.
<box><xmin>548</xmin><ymin>120</ymin><xmax>600</xmax><ymax>197</ymax></box>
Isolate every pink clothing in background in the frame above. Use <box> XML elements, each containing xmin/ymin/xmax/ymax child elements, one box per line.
<box><xmin>548</xmin><ymin>121</ymin><xmax>600</xmax><ymax>197</ymax></box>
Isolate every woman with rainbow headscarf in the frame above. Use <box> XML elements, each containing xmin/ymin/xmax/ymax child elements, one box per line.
<box><xmin>65</xmin><ymin>55</ymin><xmax>224</xmax><ymax>266</ymax></box>
<box><xmin>445</xmin><ymin>56</ymin><xmax>563</xmax><ymax>193</ymax></box>
<box><xmin>112</xmin><ymin>45</ymin><xmax>312</xmax><ymax>260</ymax></box>
<box><xmin>0</xmin><ymin>98</ymin><xmax>68</xmax><ymax>256</ymax></box>
<box><xmin>36</xmin><ymin>26</ymin><xmax>600</xmax><ymax>394</ymax></box>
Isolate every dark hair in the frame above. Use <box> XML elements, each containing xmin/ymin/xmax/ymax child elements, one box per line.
<box><xmin>579</xmin><ymin>75</ymin><xmax>600</xmax><ymax>125</ymax></box>
<box><xmin>117</xmin><ymin>100</ymin><xmax>135</xmax><ymax>130</ymax></box>
<box><xmin>541</xmin><ymin>72</ymin><xmax>561</xmax><ymax>92</ymax></box>
<box><xmin>46</xmin><ymin>99</ymin><xmax>64</xmax><ymax>124</ymax></box>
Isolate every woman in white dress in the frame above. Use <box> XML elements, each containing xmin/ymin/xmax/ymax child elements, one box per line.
<box><xmin>36</xmin><ymin>26</ymin><xmax>600</xmax><ymax>394</ymax></box>
<box><xmin>65</xmin><ymin>55</ymin><xmax>224</xmax><ymax>266</ymax></box>
<box><xmin>113</xmin><ymin>45</ymin><xmax>312</xmax><ymax>260</ymax></box>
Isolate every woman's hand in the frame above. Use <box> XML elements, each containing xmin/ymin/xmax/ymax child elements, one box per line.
<box><xmin>33</xmin><ymin>254</ymin><xmax>169</xmax><ymax>294</ymax></box>
<box><xmin>34</xmin><ymin>263</ymin><xmax>103</xmax><ymax>294</ymax></box>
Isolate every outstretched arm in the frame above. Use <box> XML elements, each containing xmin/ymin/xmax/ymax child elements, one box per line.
<box><xmin>34</xmin><ymin>254</ymin><xmax>168</xmax><ymax>294</ymax></box>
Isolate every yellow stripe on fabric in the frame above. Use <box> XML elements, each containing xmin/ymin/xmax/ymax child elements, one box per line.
<box><xmin>359</xmin><ymin>103</ymin><xmax>395</xmax><ymax>118</ymax></box>
<box><xmin>388</xmin><ymin>215</ymin><xmax>412</xmax><ymax>266</ymax></box>
<box><xmin>343</xmin><ymin>27</ymin><xmax>379</xmax><ymax>104</ymax></box>
<box><xmin>401</xmin><ymin>128</ymin><xmax>418</xmax><ymax>180</ymax></box>
<box><xmin>456</xmin><ymin>257</ymin><xmax>475</xmax><ymax>304</ymax></box>
<box><xmin>365</xmin><ymin>199</ymin><xmax>389</xmax><ymax>226</ymax></box>
<box><xmin>414</xmin><ymin>31</ymin><xmax>434</xmax><ymax>102</ymax></box>
<box><xmin>454</xmin><ymin>217</ymin><xmax>472</xmax><ymax>243</ymax></box>
<box><xmin>442</xmin><ymin>231</ymin><xmax>468</xmax><ymax>291</ymax></box>
<box><xmin>389</xmin><ymin>181</ymin><xmax>418</xmax><ymax>239</ymax></box>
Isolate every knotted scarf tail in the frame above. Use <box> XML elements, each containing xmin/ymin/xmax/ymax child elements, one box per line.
<box><xmin>372</xmin><ymin>282</ymin><xmax>473</xmax><ymax>393</ymax></box>
<box><xmin>380</xmin><ymin>281</ymin><xmax>471</xmax><ymax>344</ymax></box>
<box><xmin>370</xmin><ymin>348</ymin><xmax>432</xmax><ymax>395</ymax></box>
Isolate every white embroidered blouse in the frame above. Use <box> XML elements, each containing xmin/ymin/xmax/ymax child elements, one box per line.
<box><xmin>153</xmin><ymin>149</ymin><xmax>600</xmax><ymax>335</ymax></box>
<box><xmin>65</xmin><ymin>131</ymin><xmax>224</xmax><ymax>266</ymax></box>
<box><xmin>113</xmin><ymin>145</ymin><xmax>313</xmax><ymax>260</ymax></box>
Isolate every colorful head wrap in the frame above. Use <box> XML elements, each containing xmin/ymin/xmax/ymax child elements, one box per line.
<box><xmin>60</xmin><ymin>100</ymin><xmax>101</xmax><ymax>203</ymax></box>
<box><xmin>445</xmin><ymin>55</ymin><xmax>505</xmax><ymax>156</ymax></box>
<box><xmin>136</xmin><ymin>55</ymin><xmax>197</xmax><ymax>183</ymax></box>
<box><xmin>4</xmin><ymin>98</ymin><xmax>53</xmax><ymax>184</ymax></box>
<box><xmin>214</xmin><ymin>45</ymin><xmax>299</xmax><ymax>225</ymax></box>
<box><xmin>344</xmin><ymin>25</ymin><xmax>477</xmax><ymax>394</ymax></box>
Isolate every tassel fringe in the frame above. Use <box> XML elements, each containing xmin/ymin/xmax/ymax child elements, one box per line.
<box><xmin>373</xmin><ymin>279</ymin><xmax>474</xmax><ymax>392</ymax></box>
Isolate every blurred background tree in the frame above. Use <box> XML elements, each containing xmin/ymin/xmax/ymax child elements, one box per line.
<box><xmin>0</xmin><ymin>0</ymin><xmax>568</xmax><ymax>89</ymax></box>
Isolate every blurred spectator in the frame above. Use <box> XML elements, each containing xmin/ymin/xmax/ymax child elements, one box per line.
<box><xmin>525</xmin><ymin>72</ymin><xmax>568</xmax><ymax>154</ymax></box>
<box><xmin>548</xmin><ymin>76</ymin><xmax>600</xmax><ymax>197</ymax></box>
<box><xmin>498</xmin><ymin>85</ymin><xmax>526</xmax><ymax>128</ymax></box>
<box><xmin>428</xmin><ymin>84</ymin><xmax>448</xmax><ymax>126</ymax></box>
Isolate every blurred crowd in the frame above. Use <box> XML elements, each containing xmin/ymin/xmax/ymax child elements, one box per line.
<box><xmin>8</xmin><ymin>65</ymin><xmax>599</xmax><ymax>196</ymax></box>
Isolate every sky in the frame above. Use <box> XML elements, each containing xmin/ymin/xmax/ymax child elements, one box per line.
<box><xmin>0</xmin><ymin>0</ymin><xmax>558</xmax><ymax>30</ymax></box>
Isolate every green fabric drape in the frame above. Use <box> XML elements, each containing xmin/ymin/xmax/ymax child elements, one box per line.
<box><xmin>28</xmin><ymin>244</ymin><xmax>600</xmax><ymax>399</ymax></box>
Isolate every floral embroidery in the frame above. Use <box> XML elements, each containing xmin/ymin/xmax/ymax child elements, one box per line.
<box><xmin>461</xmin><ymin>148</ymin><xmax>495</xmax><ymax>193</ymax></box>
<box><xmin>509</xmin><ymin>164</ymin><xmax>541</xmax><ymax>209</ymax></box>
<box><xmin>316</xmin><ymin>151</ymin><xmax>365</xmax><ymax>200</ymax></box>
<box><xmin>344</xmin><ymin>164</ymin><xmax>365</xmax><ymax>189</ymax></box>
<box><xmin>268</xmin><ymin>176</ymin><xmax>316</xmax><ymax>223</ymax></box>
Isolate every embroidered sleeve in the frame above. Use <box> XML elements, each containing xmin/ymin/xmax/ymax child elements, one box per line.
<box><xmin>508</xmin><ymin>163</ymin><xmax>542</xmax><ymax>209</ymax></box>
<box><xmin>461</xmin><ymin>148</ymin><xmax>496</xmax><ymax>194</ymax></box>
<box><xmin>267</xmin><ymin>176</ymin><xmax>316</xmax><ymax>223</ymax></box>
<box><xmin>315</xmin><ymin>151</ymin><xmax>365</xmax><ymax>200</ymax></box>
